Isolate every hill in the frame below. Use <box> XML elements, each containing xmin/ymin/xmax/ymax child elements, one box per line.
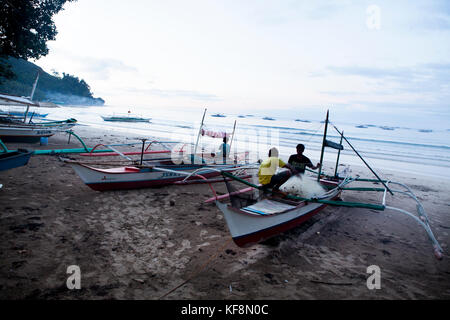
<box><xmin>0</xmin><ymin>57</ymin><xmax>105</xmax><ymax>106</ymax></box>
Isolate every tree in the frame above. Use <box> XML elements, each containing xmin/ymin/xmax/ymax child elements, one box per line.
<box><xmin>0</xmin><ymin>0</ymin><xmax>76</xmax><ymax>79</ymax></box>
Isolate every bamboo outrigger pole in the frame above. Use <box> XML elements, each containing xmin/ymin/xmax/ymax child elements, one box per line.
<box><xmin>333</xmin><ymin>125</ymin><xmax>394</xmax><ymax>195</ymax></box>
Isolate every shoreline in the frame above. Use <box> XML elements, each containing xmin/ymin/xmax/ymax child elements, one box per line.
<box><xmin>0</xmin><ymin>126</ymin><xmax>449</xmax><ymax>299</ymax></box>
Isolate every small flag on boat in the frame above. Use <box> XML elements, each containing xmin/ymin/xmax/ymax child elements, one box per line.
<box><xmin>201</xmin><ymin>128</ymin><xmax>230</xmax><ymax>139</ymax></box>
<box><xmin>325</xmin><ymin>139</ymin><xmax>344</xmax><ymax>150</ymax></box>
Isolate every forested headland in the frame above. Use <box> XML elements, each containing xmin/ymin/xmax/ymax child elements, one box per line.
<box><xmin>0</xmin><ymin>57</ymin><xmax>105</xmax><ymax>105</ymax></box>
<box><xmin>0</xmin><ymin>57</ymin><xmax>105</xmax><ymax>106</ymax></box>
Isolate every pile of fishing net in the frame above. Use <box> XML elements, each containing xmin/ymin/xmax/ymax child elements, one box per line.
<box><xmin>280</xmin><ymin>175</ymin><xmax>326</xmax><ymax>199</ymax></box>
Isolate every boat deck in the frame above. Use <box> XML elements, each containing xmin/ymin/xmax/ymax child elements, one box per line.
<box><xmin>241</xmin><ymin>199</ymin><xmax>296</xmax><ymax>215</ymax></box>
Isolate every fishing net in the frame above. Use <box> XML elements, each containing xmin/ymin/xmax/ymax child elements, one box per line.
<box><xmin>279</xmin><ymin>175</ymin><xmax>327</xmax><ymax>198</ymax></box>
<box><xmin>221</xmin><ymin>172</ymin><xmax>259</xmax><ymax>209</ymax></box>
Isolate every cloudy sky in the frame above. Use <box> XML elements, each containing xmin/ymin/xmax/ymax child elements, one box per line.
<box><xmin>36</xmin><ymin>0</ymin><xmax>450</xmax><ymax>118</ymax></box>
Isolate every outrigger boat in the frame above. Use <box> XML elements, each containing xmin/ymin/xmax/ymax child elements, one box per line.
<box><xmin>65</xmin><ymin>109</ymin><xmax>251</xmax><ymax>191</ymax></box>
<box><xmin>101</xmin><ymin>110</ymin><xmax>151</xmax><ymax>122</ymax></box>
<box><xmin>64</xmin><ymin>159</ymin><xmax>251</xmax><ymax>191</ymax></box>
<box><xmin>0</xmin><ymin>118</ymin><xmax>77</xmax><ymax>143</ymax></box>
<box><xmin>0</xmin><ymin>77</ymin><xmax>75</xmax><ymax>143</ymax></box>
<box><xmin>207</xmin><ymin>111</ymin><xmax>444</xmax><ymax>260</ymax></box>
<box><xmin>101</xmin><ymin>115</ymin><xmax>151</xmax><ymax>122</ymax></box>
<box><xmin>63</xmin><ymin>139</ymin><xmax>252</xmax><ymax>191</ymax></box>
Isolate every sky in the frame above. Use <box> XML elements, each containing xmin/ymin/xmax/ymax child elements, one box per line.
<box><xmin>35</xmin><ymin>0</ymin><xmax>450</xmax><ymax>120</ymax></box>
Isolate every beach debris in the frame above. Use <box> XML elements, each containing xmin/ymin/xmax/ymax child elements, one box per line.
<box><xmin>133</xmin><ymin>278</ymin><xmax>145</xmax><ymax>284</ymax></box>
<box><xmin>225</xmin><ymin>249</ymin><xmax>236</xmax><ymax>255</ymax></box>
<box><xmin>310</xmin><ymin>279</ymin><xmax>354</xmax><ymax>286</ymax></box>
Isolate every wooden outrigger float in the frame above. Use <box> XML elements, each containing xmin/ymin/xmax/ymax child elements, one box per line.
<box><xmin>207</xmin><ymin>111</ymin><xmax>444</xmax><ymax>260</ymax></box>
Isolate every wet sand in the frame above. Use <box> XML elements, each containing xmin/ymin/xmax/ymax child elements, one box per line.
<box><xmin>0</xmin><ymin>127</ymin><xmax>449</xmax><ymax>299</ymax></box>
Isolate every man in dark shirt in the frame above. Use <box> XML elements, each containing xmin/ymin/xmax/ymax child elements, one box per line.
<box><xmin>288</xmin><ymin>144</ymin><xmax>320</xmax><ymax>174</ymax></box>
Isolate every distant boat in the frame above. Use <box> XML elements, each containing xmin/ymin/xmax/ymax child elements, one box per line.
<box><xmin>379</xmin><ymin>126</ymin><xmax>395</xmax><ymax>131</ymax></box>
<box><xmin>295</xmin><ymin>119</ymin><xmax>311</xmax><ymax>123</ymax></box>
<box><xmin>263</xmin><ymin>117</ymin><xmax>275</xmax><ymax>121</ymax></box>
<box><xmin>238</xmin><ymin>115</ymin><xmax>246</xmax><ymax>118</ymax></box>
<box><xmin>211</xmin><ymin>113</ymin><xmax>226</xmax><ymax>118</ymax></box>
<box><xmin>101</xmin><ymin>114</ymin><xmax>151</xmax><ymax>122</ymax></box>
<box><xmin>355</xmin><ymin>125</ymin><xmax>368</xmax><ymax>129</ymax></box>
<box><xmin>419</xmin><ymin>129</ymin><xmax>432</xmax><ymax>133</ymax></box>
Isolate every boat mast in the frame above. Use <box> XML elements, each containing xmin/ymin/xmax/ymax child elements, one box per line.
<box><xmin>30</xmin><ymin>72</ymin><xmax>40</xmax><ymax>101</ymax></box>
<box><xmin>317</xmin><ymin>110</ymin><xmax>329</xmax><ymax>181</ymax></box>
<box><xmin>193</xmin><ymin>108</ymin><xmax>207</xmax><ymax>157</ymax></box>
<box><xmin>334</xmin><ymin>130</ymin><xmax>344</xmax><ymax>177</ymax></box>
<box><xmin>24</xmin><ymin>72</ymin><xmax>40</xmax><ymax>123</ymax></box>
<box><xmin>229</xmin><ymin>119</ymin><xmax>237</xmax><ymax>153</ymax></box>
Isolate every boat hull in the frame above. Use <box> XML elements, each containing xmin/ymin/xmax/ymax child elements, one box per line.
<box><xmin>0</xmin><ymin>149</ymin><xmax>32</xmax><ymax>171</ymax></box>
<box><xmin>0</xmin><ymin>126</ymin><xmax>55</xmax><ymax>142</ymax></box>
<box><xmin>0</xmin><ymin>121</ymin><xmax>75</xmax><ymax>142</ymax></box>
<box><xmin>216</xmin><ymin>188</ymin><xmax>341</xmax><ymax>247</ymax></box>
<box><xmin>69</xmin><ymin>162</ymin><xmax>237</xmax><ymax>191</ymax></box>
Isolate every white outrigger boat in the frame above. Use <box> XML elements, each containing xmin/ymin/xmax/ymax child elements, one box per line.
<box><xmin>207</xmin><ymin>111</ymin><xmax>444</xmax><ymax>260</ymax></box>
<box><xmin>65</xmin><ymin>109</ymin><xmax>251</xmax><ymax>191</ymax></box>
<box><xmin>65</xmin><ymin>159</ymin><xmax>251</xmax><ymax>191</ymax></box>
<box><xmin>0</xmin><ymin>118</ymin><xmax>77</xmax><ymax>142</ymax></box>
<box><xmin>0</xmin><ymin>75</ymin><xmax>76</xmax><ymax>142</ymax></box>
<box><xmin>101</xmin><ymin>110</ymin><xmax>151</xmax><ymax>122</ymax></box>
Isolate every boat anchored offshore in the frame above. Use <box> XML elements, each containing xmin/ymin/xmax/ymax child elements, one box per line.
<box><xmin>207</xmin><ymin>111</ymin><xmax>444</xmax><ymax>260</ymax></box>
<box><xmin>101</xmin><ymin>115</ymin><xmax>151</xmax><ymax>122</ymax></box>
<box><xmin>101</xmin><ymin>109</ymin><xmax>151</xmax><ymax>122</ymax></box>
<box><xmin>211</xmin><ymin>113</ymin><xmax>226</xmax><ymax>118</ymax></box>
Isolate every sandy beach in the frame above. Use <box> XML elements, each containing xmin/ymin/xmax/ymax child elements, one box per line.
<box><xmin>0</xmin><ymin>127</ymin><xmax>449</xmax><ymax>300</ymax></box>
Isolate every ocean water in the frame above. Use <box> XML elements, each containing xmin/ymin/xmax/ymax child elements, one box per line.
<box><xmin>18</xmin><ymin>104</ymin><xmax>450</xmax><ymax>180</ymax></box>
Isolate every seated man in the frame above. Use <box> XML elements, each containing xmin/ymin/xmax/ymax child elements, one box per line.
<box><xmin>258</xmin><ymin>147</ymin><xmax>298</xmax><ymax>192</ymax></box>
<box><xmin>288</xmin><ymin>143</ymin><xmax>320</xmax><ymax>174</ymax></box>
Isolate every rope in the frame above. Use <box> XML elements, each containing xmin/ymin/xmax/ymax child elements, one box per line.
<box><xmin>158</xmin><ymin>237</ymin><xmax>233</xmax><ymax>300</ymax></box>
<box><xmin>305</xmin><ymin>122</ymin><xmax>324</xmax><ymax>144</ymax></box>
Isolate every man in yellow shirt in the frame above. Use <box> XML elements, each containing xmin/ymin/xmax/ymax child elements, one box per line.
<box><xmin>258</xmin><ymin>147</ymin><xmax>298</xmax><ymax>192</ymax></box>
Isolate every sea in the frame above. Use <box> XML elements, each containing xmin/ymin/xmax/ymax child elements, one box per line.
<box><xmin>22</xmin><ymin>104</ymin><xmax>450</xmax><ymax>180</ymax></box>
